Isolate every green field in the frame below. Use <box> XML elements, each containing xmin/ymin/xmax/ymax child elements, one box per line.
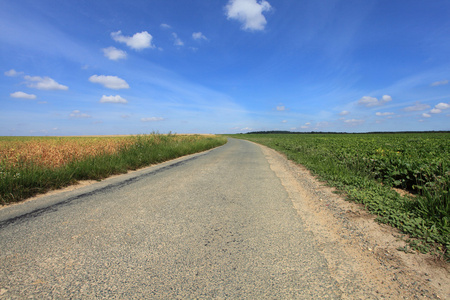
<box><xmin>229</xmin><ymin>132</ymin><xmax>449</xmax><ymax>259</ymax></box>
<box><xmin>0</xmin><ymin>134</ymin><xmax>227</xmax><ymax>205</ymax></box>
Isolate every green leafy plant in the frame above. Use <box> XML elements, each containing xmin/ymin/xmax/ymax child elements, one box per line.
<box><xmin>229</xmin><ymin>132</ymin><xmax>449</xmax><ymax>260</ymax></box>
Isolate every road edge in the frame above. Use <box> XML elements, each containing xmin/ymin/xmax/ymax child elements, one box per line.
<box><xmin>254</xmin><ymin>141</ymin><xmax>448</xmax><ymax>299</ymax></box>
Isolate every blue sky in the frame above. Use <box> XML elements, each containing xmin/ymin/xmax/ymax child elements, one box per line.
<box><xmin>1</xmin><ymin>0</ymin><xmax>449</xmax><ymax>135</ymax></box>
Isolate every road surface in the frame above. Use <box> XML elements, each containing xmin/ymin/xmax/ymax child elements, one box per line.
<box><xmin>0</xmin><ymin>138</ymin><xmax>441</xmax><ymax>298</ymax></box>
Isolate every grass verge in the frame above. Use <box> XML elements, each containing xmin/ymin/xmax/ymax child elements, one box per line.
<box><xmin>1</xmin><ymin>134</ymin><xmax>227</xmax><ymax>205</ymax></box>
<box><xmin>228</xmin><ymin>133</ymin><xmax>449</xmax><ymax>260</ymax></box>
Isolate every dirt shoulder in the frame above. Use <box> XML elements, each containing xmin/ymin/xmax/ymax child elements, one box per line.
<box><xmin>258</xmin><ymin>142</ymin><xmax>449</xmax><ymax>299</ymax></box>
<box><xmin>2</xmin><ymin>141</ymin><xmax>448</xmax><ymax>298</ymax></box>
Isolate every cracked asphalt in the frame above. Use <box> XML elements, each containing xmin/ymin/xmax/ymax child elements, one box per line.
<box><xmin>1</xmin><ymin>138</ymin><xmax>355</xmax><ymax>298</ymax></box>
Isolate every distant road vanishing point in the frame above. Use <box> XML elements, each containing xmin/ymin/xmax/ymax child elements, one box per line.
<box><xmin>0</xmin><ymin>138</ymin><xmax>438</xmax><ymax>298</ymax></box>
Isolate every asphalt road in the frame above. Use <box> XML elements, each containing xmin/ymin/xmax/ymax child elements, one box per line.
<box><xmin>0</xmin><ymin>138</ymin><xmax>347</xmax><ymax>298</ymax></box>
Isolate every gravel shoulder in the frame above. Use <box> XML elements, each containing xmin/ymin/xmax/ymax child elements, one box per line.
<box><xmin>256</xmin><ymin>142</ymin><xmax>449</xmax><ymax>299</ymax></box>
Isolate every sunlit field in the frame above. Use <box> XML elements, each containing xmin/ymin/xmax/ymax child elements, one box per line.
<box><xmin>230</xmin><ymin>132</ymin><xmax>449</xmax><ymax>260</ymax></box>
<box><xmin>0</xmin><ymin>134</ymin><xmax>227</xmax><ymax>205</ymax></box>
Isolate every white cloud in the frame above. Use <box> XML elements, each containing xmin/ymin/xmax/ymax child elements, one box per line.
<box><xmin>102</xmin><ymin>46</ymin><xmax>127</xmax><ymax>60</ymax></box>
<box><xmin>375</xmin><ymin>112</ymin><xmax>394</xmax><ymax>116</ymax></box>
<box><xmin>4</xmin><ymin>69</ymin><xmax>23</xmax><ymax>77</ymax></box>
<box><xmin>225</xmin><ymin>0</ymin><xmax>272</xmax><ymax>31</ymax></box>
<box><xmin>70</xmin><ymin>110</ymin><xmax>91</xmax><ymax>118</ymax></box>
<box><xmin>344</xmin><ymin>119</ymin><xmax>365</xmax><ymax>126</ymax></box>
<box><xmin>192</xmin><ymin>32</ymin><xmax>207</xmax><ymax>40</ymax></box>
<box><xmin>89</xmin><ymin>75</ymin><xmax>129</xmax><ymax>89</ymax></box>
<box><xmin>172</xmin><ymin>33</ymin><xmax>184</xmax><ymax>46</ymax></box>
<box><xmin>357</xmin><ymin>95</ymin><xmax>392</xmax><ymax>107</ymax></box>
<box><xmin>430</xmin><ymin>80</ymin><xmax>448</xmax><ymax>86</ymax></box>
<box><xmin>339</xmin><ymin>110</ymin><xmax>350</xmax><ymax>116</ymax></box>
<box><xmin>357</xmin><ymin>96</ymin><xmax>378</xmax><ymax>107</ymax></box>
<box><xmin>435</xmin><ymin>102</ymin><xmax>450</xmax><ymax>110</ymax></box>
<box><xmin>381</xmin><ymin>95</ymin><xmax>392</xmax><ymax>102</ymax></box>
<box><xmin>24</xmin><ymin>75</ymin><xmax>68</xmax><ymax>90</ymax></box>
<box><xmin>429</xmin><ymin>102</ymin><xmax>450</xmax><ymax>114</ymax></box>
<box><xmin>276</xmin><ymin>105</ymin><xmax>286</xmax><ymax>111</ymax></box>
<box><xmin>422</xmin><ymin>113</ymin><xmax>431</xmax><ymax>118</ymax></box>
<box><xmin>111</xmin><ymin>30</ymin><xmax>154</xmax><ymax>50</ymax></box>
<box><xmin>100</xmin><ymin>95</ymin><xmax>128</xmax><ymax>104</ymax></box>
<box><xmin>141</xmin><ymin>117</ymin><xmax>164</xmax><ymax>122</ymax></box>
<box><xmin>403</xmin><ymin>101</ymin><xmax>430</xmax><ymax>112</ymax></box>
<box><xmin>10</xmin><ymin>91</ymin><xmax>37</xmax><ymax>99</ymax></box>
<box><xmin>160</xmin><ymin>23</ymin><xmax>171</xmax><ymax>29</ymax></box>
<box><xmin>315</xmin><ymin>121</ymin><xmax>329</xmax><ymax>128</ymax></box>
<box><xmin>430</xmin><ymin>108</ymin><xmax>441</xmax><ymax>114</ymax></box>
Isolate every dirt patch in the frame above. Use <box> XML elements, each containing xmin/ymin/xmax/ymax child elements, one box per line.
<box><xmin>258</xmin><ymin>143</ymin><xmax>449</xmax><ymax>299</ymax></box>
<box><xmin>2</xmin><ymin>141</ymin><xmax>448</xmax><ymax>298</ymax></box>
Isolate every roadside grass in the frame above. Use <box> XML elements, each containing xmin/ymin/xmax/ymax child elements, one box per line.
<box><xmin>0</xmin><ymin>134</ymin><xmax>227</xmax><ymax>205</ymax></box>
<box><xmin>228</xmin><ymin>133</ymin><xmax>450</xmax><ymax>260</ymax></box>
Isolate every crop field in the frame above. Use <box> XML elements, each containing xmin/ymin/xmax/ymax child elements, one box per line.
<box><xmin>0</xmin><ymin>134</ymin><xmax>227</xmax><ymax>205</ymax></box>
<box><xmin>230</xmin><ymin>132</ymin><xmax>450</xmax><ymax>259</ymax></box>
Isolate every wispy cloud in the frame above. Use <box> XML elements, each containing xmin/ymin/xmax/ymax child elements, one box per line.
<box><xmin>300</xmin><ymin>122</ymin><xmax>311</xmax><ymax>129</ymax></box>
<box><xmin>403</xmin><ymin>101</ymin><xmax>430</xmax><ymax>112</ymax></box>
<box><xmin>69</xmin><ymin>110</ymin><xmax>91</xmax><ymax>118</ymax></box>
<box><xmin>4</xmin><ymin>69</ymin><xmax>23</xmax><ymax>77</ymax></box>
<box><xmin>343</xmin><ymin>119</ymin><xmax>365</xmax><ymax>126</ymax></box>
<box><xmin>339</xmin><ymin>110</ymin><xmax>350</xmax><ymax>116</ymax></box>
<box><xmin>100</xmin><ymin>95</ymin><xmax>128</xmax><ymax>104</ymax></box>
<box><xmin>172</xmin><ymin>33</ymin><xmax>184</xmax><ymax>46</ymax></box>
<box><xmin>89</xmin><ymin>75</ymin><xmax>129</xmax><ymax>89</ymax></box>
<box><xmin>375</xmin><ymin>112</ymin><xmax>394</xmax><ymax>116</ymax></box>
<box><xmin>192</xmin><ymin>32</ymin><xmax>207</xmax><ymax>41</ymax></box>
<box><xmin>160</xmin><ymin>23</ymin><xmax>171</xmax><ymax>29</ymax></box>
<box><xmin>276</xmin><ymin>105</ymin><xmax>286</xmax><ymax>111</ymax></box>
<box><xmin>111</xmin><ymin>31</ymin><xmax>155</xmax><ymax>50</ymax></box>
<box><xmin>430</xmin><ymin>80</ymin><xmax>448</xmax><ymax>86</ymax></box>
<box><xmin>102</xmin><ymin>46</ymin><xmax>127</xmax><ymax>60</ymax></box>
<box><xmin>10</xmin><ymin>91</ymin><xmax>37</xmax><ymax>99</ymax></box>
<box><xmin>24</xmin><ymin>75</ymin><xmax>68</xmax><ymax>90</ymax></box>
<box><xmin>225</xmin><ymin>0</ymin><xmax>272</xmax><ymax>31</ymax></box>
<box><xmin>141</xmin><ymin>117</ymin><xmax>164</xmax><ymax>122</ymax></box>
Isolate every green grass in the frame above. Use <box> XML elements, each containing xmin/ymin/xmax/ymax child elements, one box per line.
<box><xmin>228</xmin><ymin>133</ymin><xmax>450</xmax><ymax>260</ymax></box>
<box><xmin>0</xmin><ymin>134</ymin><xmax>227</xmax><ymax>205</ymax></box>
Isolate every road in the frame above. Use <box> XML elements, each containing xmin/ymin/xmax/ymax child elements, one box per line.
<box><xmin>0</xmin><ymin>138</ymin><xmax>440</xmax><ymax>298</ymax></box>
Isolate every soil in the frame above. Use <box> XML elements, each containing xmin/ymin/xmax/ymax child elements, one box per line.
<box><xmin>3</xmin><ymin>142</ymin><xmax>449</xmax><ymax>298</ymax></box>
<box><xmin>258</xmin><ymin>142</ymin><xmax>449</xmax><ymax>299</ymax></box>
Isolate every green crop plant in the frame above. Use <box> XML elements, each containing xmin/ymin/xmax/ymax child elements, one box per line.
<box><xmin>229</xmin><ymin>132</ymin><xmax>449</xmax><ymax>260</ymax></box>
